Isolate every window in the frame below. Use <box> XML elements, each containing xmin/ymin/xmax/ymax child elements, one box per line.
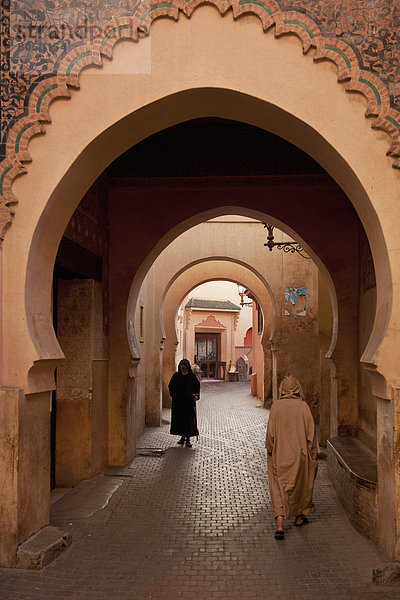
<box><xmin>195</xmin><ymin>335</ymin><xmax>217</xmax><ymax>361</ymax></box>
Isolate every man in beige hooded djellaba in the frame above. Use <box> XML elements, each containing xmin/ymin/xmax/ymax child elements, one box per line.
<box><xmin>266</xmin><ymin>374</ymin><xmax>319</xmax><ymax>540</ymax></box>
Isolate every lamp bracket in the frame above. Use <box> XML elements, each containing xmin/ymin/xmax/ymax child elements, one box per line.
<box><xmin>263</xmin><ymin>223</ymin><xmax>310</xmax><ymax>260</ymax></box>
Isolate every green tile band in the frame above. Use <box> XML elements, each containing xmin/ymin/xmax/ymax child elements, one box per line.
<box><xmin>140</xmin><ymin>3</ymin><xmax>172</xmax><ymax>20</ymax></box>
<box><xmin>359</xmin><ymin>78</ymin><xmax>381</xmax><ymax>106</ymax></box>
<box><xmin>36</xmin><ymin>84</ymin><xmax>58</xmax><ymax>113</ymax></box>
<box><xmin>102</xmin><ymin>24</ymin><xmax>131</xmax><ymax>46</ymax></box>
<box><xmin>0</xmin><ymin>165</ymin><xmax>12</xmax><ymax>196</ymax></box>
<box><xmin>284</xmin><ymin>19</ymin><xmax>314</xmax><ymax>39</ymax></box>
<box><xmin>66</xmin><ymin>51</ymin><xmax>92</xmax><ymax>77</ymax></box>
<box><xmin>324</xmin><ymin>45</ymin><xmax>351</xmax><ymax>69</ymax></box>
<box><xmin>238</xmin><ymin>0</ymin><xmax>272</xmax><ymax>15</ymax></box>
<box><xmin>385</xmin><ymin>115</ymin><xmax>400</xmax><ymax>133</ymax></box>
<box><xmin>15</xmin><ymin>123</ymin><xmax>33</xmax><ymax>153</ymax></box>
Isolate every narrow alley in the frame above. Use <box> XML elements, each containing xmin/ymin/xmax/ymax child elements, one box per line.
<box><xmin>1</xmin><ymin>383</ymin><xmax>397</xmax><ymax>600</ymax></box>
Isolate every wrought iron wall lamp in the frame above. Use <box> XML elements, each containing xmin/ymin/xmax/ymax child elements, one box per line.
<box><xmin>237</xmin><ymin>285</ymin><xmax>253</xmax><ymax>307</ymax></box>
<box><xmin>263</xmin><ymin>223</ymin><xmax>311</xmax><ymax>260</ymax></box>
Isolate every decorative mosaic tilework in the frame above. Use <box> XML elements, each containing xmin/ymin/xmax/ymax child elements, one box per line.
<box><xmin>287</xmin><ymin>0</ymin><xmax>400</xmax><ymax>104</ymax></box>
<box><xmin>1</xmin><ymin>0</ymin><xmax>142</xmax><ymax>156</ymax></box>
<box><xmin>0</xmin><ymin>0</ymin><xmax>399</xmax><ymax>158</ymax></box>
<box><xmin>1</xmin><ymin>0</ymin><xmax>400</xmax><ymax>159</ymax></box>
<box><xmin>1</xmin><ymin>0</ymin><xmax>400</xmax><ymax>237</ymax></box>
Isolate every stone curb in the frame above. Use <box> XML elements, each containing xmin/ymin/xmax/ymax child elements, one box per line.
<box><xmin>16</xmin><ymin>526</ymin><xmax>72</xmax><ymax>570</ymax></box>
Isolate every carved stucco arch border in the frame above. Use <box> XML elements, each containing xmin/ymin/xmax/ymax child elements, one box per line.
<box><xmin>1</xmin><ymin>0</ymin><xmax>400</xmax><ymax>237</ymax></box>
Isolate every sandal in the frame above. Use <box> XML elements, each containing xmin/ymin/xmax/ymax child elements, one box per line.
<box><xmin>294</xmin><ymin>514</ymin><xmax>309</xmax><ymax>527</ymax></box>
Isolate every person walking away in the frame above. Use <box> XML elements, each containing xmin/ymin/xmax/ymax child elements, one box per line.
<box><xmin>169</xmin><ymin>359</ymin><xmax>200</xmax><ymax>448</ymax></box>
<box><xmin>266</xmin><ymin>374</ymin><xmax>319</xmax><ymax>540</ymax></box>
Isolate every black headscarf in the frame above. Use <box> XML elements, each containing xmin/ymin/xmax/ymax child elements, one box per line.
<box><xmin>178</xmin><ymin>358</ymin><xmax>192</xmax><ymax>374</ymax></box>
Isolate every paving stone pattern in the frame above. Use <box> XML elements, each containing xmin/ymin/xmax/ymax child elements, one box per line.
<box><xmin>1</xmin><ymin>382</ymin><xmax>399</xmax><ymax>600</ymax></box>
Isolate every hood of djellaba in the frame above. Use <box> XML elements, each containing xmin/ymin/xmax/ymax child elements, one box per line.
<box><xmin>178</xmin><ymin>359</ymin><xmax>193</xmax><ymax>375</ymax></box>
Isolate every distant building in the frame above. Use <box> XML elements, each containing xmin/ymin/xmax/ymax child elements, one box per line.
<box><xmin>183</xmin><ymin>298</ymin><xmax>241</xmax><ymax>379</ymax></box>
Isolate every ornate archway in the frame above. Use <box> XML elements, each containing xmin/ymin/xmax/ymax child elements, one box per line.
<box><xmin>0</xmin><ymin>3</ymin><xmax>399</xmax><ymax>566</ymax></box>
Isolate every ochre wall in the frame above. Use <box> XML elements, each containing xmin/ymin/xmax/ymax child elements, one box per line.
<box><xmin>277</xmin><ymin>247</ymin><xmax>320</xmax><ymax>420</ymax></box>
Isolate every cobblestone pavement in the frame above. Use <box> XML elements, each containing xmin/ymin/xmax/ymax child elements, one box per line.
<box><xmin>1</xmin><ymin>382</ymin><xmax>400</xmax><ymax>600</ymax></box>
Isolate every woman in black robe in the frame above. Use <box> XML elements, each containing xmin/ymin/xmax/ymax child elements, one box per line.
<box><xmin>169</xmin><ymin>359</ymin><xmax>200</xmax><ymax>447</ymax></box>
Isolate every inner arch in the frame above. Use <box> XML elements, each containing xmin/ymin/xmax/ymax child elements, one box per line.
<box><xmin>160</xmin><ymin>261</ymin><xmax>277</xmax><ymax>403</ymax></box>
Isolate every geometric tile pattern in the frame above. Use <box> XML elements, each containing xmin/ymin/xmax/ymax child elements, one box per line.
<box><xmin>3</xmin><ymin>0</ymin><xmax>400</xmax><ymax>150</ymax></box>
<box><xmin>1</xmin><ymin>0</ymin><xmax>400</xmax><ymax>240</ymax></box>
<box><xmin>0</xmin><ymin>381</ymin><xmax>392</xmax><ymax>599</ymax></box>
